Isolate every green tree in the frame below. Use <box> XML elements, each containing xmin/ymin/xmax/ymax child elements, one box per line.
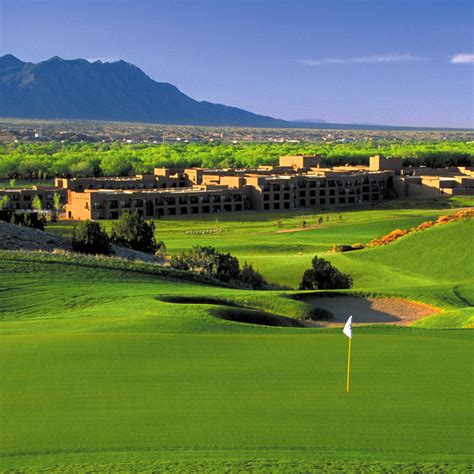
<box><xmin>51</xmin><ymin>193</ymin><xmax>63</xmax><ymax>222</ymax></box>
<box><xmin>72</xmin><ymin>221</ymin><xmax>111</xmax><ymax>255</ymax></box>
<box><xmin>299</xmin><ymin>256</ymin><xmax>353</xmax><ymax>290</ymax></box>
<box><xmin>31</xmin><ymin>195</ymin><xmax>43</xmax><ymax>213</ymax></box>
<box><xmin>110</xmin><ymin>210</ymin><xmax>160</xmax><ymax>254</ymax></box>
<box><xmin>0</xmin><ymin>195</ymin><xmax>9</xmax><ymax>209</ymax></box>
<box><xmin>9</xmin><ymin>178</ymin><xmax>16</xmax><ymax>188</ymax></box>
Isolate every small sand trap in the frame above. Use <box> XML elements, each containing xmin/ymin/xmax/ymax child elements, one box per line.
<box><xmin>304</xmin><ymin>296</ymin><xmax>439</xmax><ymax>327</ymax></box>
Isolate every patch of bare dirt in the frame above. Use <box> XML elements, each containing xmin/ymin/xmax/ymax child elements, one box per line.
<box><xmin>303</xmin><ymin>295</ymin><xmax>440</xmax><ymax>327</ymax></box>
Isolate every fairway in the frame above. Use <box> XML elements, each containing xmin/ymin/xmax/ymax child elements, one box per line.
<box><xmin>48</xmin><ymin>197</ymin><xmax>474</xmax><ymax>288</ymax></box>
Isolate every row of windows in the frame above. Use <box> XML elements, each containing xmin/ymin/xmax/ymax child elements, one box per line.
<box><xmin>262</xmin><ymin>194</ymin><xmax>382</xmax><ymax>210</ymax></box>
<box><xmin>95</xmin><ymin>203</ymin><xmax>249</xmax><ymax>219</ymax></box>
<box><xmin>91</xmin><ymin>194</ymin><xmax>246</xmax><ymax>209</ymax></box>
<box><xmin>262</xmin><ymin>179</ymin><xmax>386</xmax><ymax>192</ymax></box>
<box><xmin>1</xmin><ymin>194</ymin><xmax>54</xmax><ymax>202</ymax></box>
<box><xmin>262</xmin><ymin>186</ymin><xmax>385</xmax><ymax>201</ymax></box>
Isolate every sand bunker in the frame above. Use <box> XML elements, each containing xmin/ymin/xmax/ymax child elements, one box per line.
<box><xmin>304</xmin><ymin>295</ymin><xmax>439</xmax><ymax>327</ymax></box>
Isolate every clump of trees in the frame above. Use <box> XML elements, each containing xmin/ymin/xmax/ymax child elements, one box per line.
<box><xmin>72</xmin><ymin>211</ymin><xmax>164</xmax><ymax>256</ymax></box>
<box><xmin>72</xmin><ymin>221</ymin><xmax>111</xmax><ymax>255</ymax></box>
<box><xmin>300</xmin><ymin>256</ymin><xmax>353</xmax><ymax>290</ymax></box>
<box><xmin>110</xmin><ymin>210</ymin><xmax>163</xmax><ymax>254</ymax></box>
<box><xmin>10</xmin><ymin>211</ymin><xmax>45</xmax><ymax>230</ymax></box>
<box><xmin>170</xmin><ymin>245</ymin><xmax>267</xmax><ymax>289</ymax></box>
<box><xmin>1</xmin><ymin>141</ymin><xmax>472</xmax><ymax>179</ymax></box>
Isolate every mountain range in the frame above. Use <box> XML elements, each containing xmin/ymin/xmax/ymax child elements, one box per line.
<box><xmin>0</xmin><ymin>54</ymin><xmax>293</xmax><ymax>127</ymax></box>
<box><xmin>0</xmin><ymin>55</ymin><xmax>466</xmax><ymax>130</ymax></box>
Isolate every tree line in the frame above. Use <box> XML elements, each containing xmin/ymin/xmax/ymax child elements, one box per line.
<box><xmin>1</xmin><ymin>141</ymin><xmax>473</xmax><ymax>179</ymax></box>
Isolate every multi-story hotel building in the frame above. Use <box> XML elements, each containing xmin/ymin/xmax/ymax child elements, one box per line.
<box><xmin>2</xmin><ymin>155</ymin><xmax>472</xmax><ymax>220</ymax></box>
<box><xmin>0</xmin><ymin>187</ymin><xmax>67</xmax><ymax>211</ymax></box>
<box><xmin>63</xmin><ymin>155</ymin><xmax>394</xmax><ymax>220</ymax></box>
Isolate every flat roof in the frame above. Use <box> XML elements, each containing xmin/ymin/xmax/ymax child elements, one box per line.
<box><xmin>82</xmin><ymin>186</ymin><xmax>246</xmax><ymax>195</ymax></box>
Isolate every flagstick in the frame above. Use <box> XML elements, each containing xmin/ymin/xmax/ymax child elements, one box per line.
<box><xmin>346</xmin><ymin>337</ymin><xmax>352</xmax><ymax>393</ymax></box>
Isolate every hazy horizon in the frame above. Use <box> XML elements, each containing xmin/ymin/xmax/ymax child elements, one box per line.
<box><xmin>0</xmin><ymin>0</ymin><xmax>473</xmax><ymax>128</ymax></box>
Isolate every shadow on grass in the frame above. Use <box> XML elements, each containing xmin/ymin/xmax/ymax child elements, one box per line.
<box><xmin>156</xmin><ymin>295</ymin><xmax>307</xmax><ymax>327</ymax></box>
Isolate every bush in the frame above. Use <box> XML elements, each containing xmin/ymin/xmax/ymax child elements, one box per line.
<box><xmin>299</xmin><ymin>256</ymin><xmax>353</xmax><ymax>290</ymax></box>
<box><xmin>170</xmin><ymin>246</ymin><xmax>268</xmax><ymax>288</ymax></box>
<box><xmin>110</xmin><ymin>210</ymin><xmax>161</xmax><ymax>254</ymax></box>
<box><xmin>367</xmin><ymin>229</ymin><xmax>409</xmax><ymax>247</ymax></box>
<box><xmin>239</xmin><ymin>262</ymin><xmax>266</xmax><ymax>289</ymax></box>
<box><xmin>10</xmin><ymin>211</ymin><xmax>45</xmax><ymax>230</ymax></box>
<box><xmin>72</xmin><ymin>221</ymin><xmax>111</xmax><ymax>255</ymax></box>
<box><xmin>414</xmin><ymin>221</ymin><xmax>435</xmax><ymax>231</ymax></box>
<box><xmin>170</xmin><ymin>245</ymin><xmax>240</xmax><ymax>282</ymax></box>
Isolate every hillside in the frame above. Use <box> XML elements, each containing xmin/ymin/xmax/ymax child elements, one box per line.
<box><xmin>0</xmin><ymin>220</ymin><xmax>162</xmax><ymax>262</ymax></box>
<box><xmin>327</xmin><ymin>219</ymin><xmax>474</xmax><ymax>327</ymax></box>
<box><xmin>0</xmin><ymin>55</ymin><xmax>290</xmax><ymax>127</ymax></box>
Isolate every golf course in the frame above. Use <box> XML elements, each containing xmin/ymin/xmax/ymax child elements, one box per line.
<box><xmin>1</xmin><ymin>198</ymin><xmax>473</xmax><ymax>472</ymax></box>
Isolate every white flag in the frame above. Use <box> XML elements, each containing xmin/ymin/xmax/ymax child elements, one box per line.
<box><xmin>343</xmin><ymin>315</ymin><xmax>352</xmax><ymax>339</ymax></box>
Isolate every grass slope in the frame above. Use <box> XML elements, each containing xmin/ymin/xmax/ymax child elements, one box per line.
<box><xmin>327</xmin><ymin>219</ymin><xmax>474</xmax><ymax>327</ymax></box>
<box><xmin>0</xmin><ymin>249</ymin><xmax>473</xmax><ymax>471</ymax></box>
<box><xmin>48</xmin><ymin>197</ymin><xmax>474</xmax><ymax>288</ymax></box>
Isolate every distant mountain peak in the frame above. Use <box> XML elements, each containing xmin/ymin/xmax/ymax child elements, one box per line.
<box><xmin>0</xmin><ymin>54</ymin><xmax>24</xmax><ymax>68</ymax></box>
<box><xmin>0</xmin><ymin>54</ymin><xmax>286</xmax><ymax>127</ymax></box>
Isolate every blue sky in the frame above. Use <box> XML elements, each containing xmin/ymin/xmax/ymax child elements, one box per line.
<box><xmin>0</xmin><ymin>0</ymin><xmax>472</xmax><ymax>128</ymax></box>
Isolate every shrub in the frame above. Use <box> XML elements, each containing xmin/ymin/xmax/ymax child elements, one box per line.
<box><xmin>414</xmin><ymin>221</ymin><xmax>434</xmax><ymax>231</ymax></box>
<box><xmin>170</xmin><ymin>245</ymin><xmax>240</xmax><ymax>282</ymax></box>
<box><xmin>437</xmin><ymin>215</ymin><xmax>451</xmax><ymax>224</ymax></box>
<box><xmin>72</xmin><ymin>221</ymin><xmax>111</xmax><ymax>255</ymax></box>
<box><xmin>368</xmin><ymin>229</ymin><xmax>409</xmax><ymax>247</ymax></box>
<box><xmin>299</xmin><ymin>256</ymin><xmax>353</xmax><ymax>290</ymax></box>
<box><xmin>170</xmin><ymin>246</ymin><xmax>268</xmax><ymax>288</ymax></box>
<box><xmin>239</xmin><ymin>262</ymin><xmax>266</xmax><ymax>289</ymax></box>
<box><xmin>110</xmin><ymin>210</ymin><xmax>161</xmax><ymax>254</ymax></box>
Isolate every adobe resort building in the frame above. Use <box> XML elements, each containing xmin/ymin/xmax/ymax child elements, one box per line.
<box><xmin>1</xmin><ymin>155</ymin><xmax>473</xmax><ymax>220</ymax></box>
<box><xmin>62</xmin><ymin>155</ymin><xmax>395</xmax><ymax>220</ymax></box>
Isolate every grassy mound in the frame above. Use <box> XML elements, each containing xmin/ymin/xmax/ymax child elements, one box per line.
<box><xmin>48</xmin><ymin>198</ymin><xmax>474</xmax><ymax>288</ymax></box>
<box><xmin>327</xmin><ymin>219</ymin><xmax>474</xmax><ymax>327</ymax></box>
